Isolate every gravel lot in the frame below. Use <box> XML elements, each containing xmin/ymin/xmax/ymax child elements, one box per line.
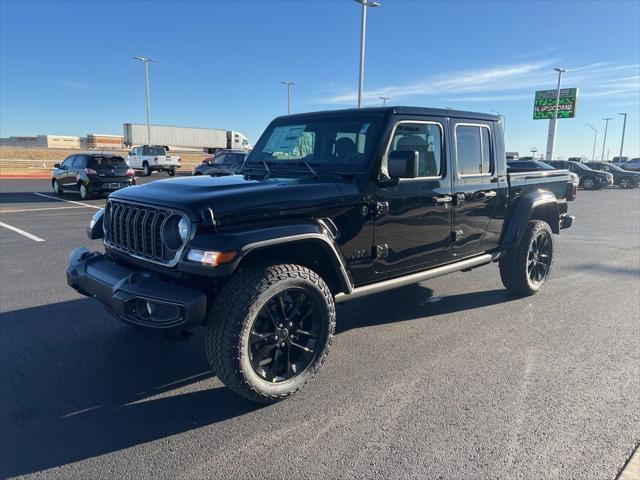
<box><xmin>1</xmin><ymin>178</ymin><xmax>638</xmax><ymax>479</ymax></box>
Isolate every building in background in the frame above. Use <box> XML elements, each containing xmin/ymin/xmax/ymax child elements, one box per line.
<box><xmin>87</xmin><ymin>134</ymin><xmax>123</xmax><ymax>150</ymax></box>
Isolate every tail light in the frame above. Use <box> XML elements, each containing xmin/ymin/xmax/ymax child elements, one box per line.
<box><xmin>126</xmin><ymin>168</ymin><xmax>135</xmax><ymax>176</ymax></box>
<box><xmin>84</xmin><ymin>168</ymin><xmax>97</xmax><ymax>175</ymax></box>
<box><xmin>178</xmin><ymin>157</ymin><xmax>182</xmax><ymax>163</ymax></box>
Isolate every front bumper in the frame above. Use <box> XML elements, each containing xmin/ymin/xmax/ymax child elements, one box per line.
<box><xmin>67</xmin><ymin>247</ymin><xmax>207</xmax><ymax>329</ymax></box>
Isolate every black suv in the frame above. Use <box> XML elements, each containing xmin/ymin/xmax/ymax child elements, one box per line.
<box><xmin>585</xmin><ymin>162</ymin><xmax>640</xmax><ymax>188</ymax></box>
<box><xmin>68</xmin><ymin>107</ymin><xmax>574</xmax><ymax>403</ymax></box>
<box><xmin>192</xmin><ymin>150</ymin><xmax>246</xmax><ymax>176</ymax></box>
<box><xmin>52</xmin><ymin>154</ymin><xmax>135</xmax><ymax>200</ymax></box>
<box><xmin>547</xmin><ymin>160</ymin><xmax>612</xmax><ymax>190</ymax></box>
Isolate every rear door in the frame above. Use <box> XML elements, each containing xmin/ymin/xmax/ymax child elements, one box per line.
<box><xmin>58</xmin><ymin>156</ymin><xmax>75</xmax><ymax>187</ymax></box>
<box><xmin>373</xmin><ymin>117</ymin><xmax>453</xmax><ymax>276</ymax></box>
<box><xmin>68</xmin><ymin>155</ymin><xmax>87</xmax><ymax>190</ymax></box>
<box><xmin>451</xmin><ymin>120</ymin><xmax>502</xmax><ymax>257</ymax></box>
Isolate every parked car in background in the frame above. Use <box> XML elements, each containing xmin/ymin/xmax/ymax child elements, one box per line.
<box><xmin>127</xmin><ymin>145</ymin><xmax>181</xmax><ymax>177</ymax></box>
<box><xmin>547</xmin><ymin>160</ymin><xmax>613</xmax><ymax>190</ymax></box>
<box><xmin>507</xmin><ymin>160</ymin><xmax>578</xmax><ymax>200</ymax></box>
<box><xmin>568</xmin><ymin>157</ymin><xmax>588</xmax><ymax>163</ymax></box>
<box><xmin>621</xmin><ymin>158</ymin><xmax>640</xmax><ymax>172</ymax></box>
<box><xmin>192</xmin><ymin>150</ymin><xmax>247</xmax><ymax>176</ymax></box>
<box><xmin>52</xmin><ymin>154</ymin><xmax>135</xmax><ymax>200</ymax></box>
<box><xmin>611</xmin><ymin>156</ymin><xmax>629</xmax><ymax>165</ymax></box>
<box><xmin>585</xmin><ymin>162</ymin><xmax>640</xmax><ymax>188</ymax></box>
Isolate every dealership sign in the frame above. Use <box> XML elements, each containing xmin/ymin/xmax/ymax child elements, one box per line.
<box><xmin>533</xmin><ymin>88</ymin><xmax>578</xmax><ymax>120</ymax></box>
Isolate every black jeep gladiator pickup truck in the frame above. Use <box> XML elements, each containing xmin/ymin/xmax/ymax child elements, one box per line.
<box><xmin>67</xmin><ymin>107</ymin><xmax>575</xmax><ymax>403</ymax></box>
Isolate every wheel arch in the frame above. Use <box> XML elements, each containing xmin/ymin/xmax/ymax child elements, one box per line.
<box><xmin>501</xmin><ymin>191</ymin><xmax>559</xmax><ymax>250</ymax></box>
<box><xmin>234</xmin><ymin>235</ymin><xmax>352</xmax><ymax>296</ymax></box>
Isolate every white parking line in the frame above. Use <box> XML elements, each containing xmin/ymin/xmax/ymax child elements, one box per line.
<box><xmin>0</xmin><ymin>221</ymin><xmax>45</xmax><ymax>242</ymax></box>
<box><xmin>33</xmin><ymin>193</ymin><xmax>101</xmax><ymax>209</ymax></box>
<box><xmin>0</xmin><ymin>205</ymin><xmax>90</xmax><ymax>214</ymax></box>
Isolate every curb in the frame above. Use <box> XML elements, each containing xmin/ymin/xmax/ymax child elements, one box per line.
<box><xmin>617</xmin><ymin>444</ymin><xmax>640</xmax><ymax>480</ymax></box>
<box><xmin>0</xmin><ymin>174</ymin><xmax>52</xmax><ymax>179</ymax></box>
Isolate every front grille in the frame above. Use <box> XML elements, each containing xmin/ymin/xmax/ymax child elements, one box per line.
<box><xmin>105</xmin><ymin>200</ymin><xmax>178</xmax><ymax>264</ymax></box>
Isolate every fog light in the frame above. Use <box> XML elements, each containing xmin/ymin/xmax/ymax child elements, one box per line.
<box><xmin>187</xmin><ymin>249</ymin><xmax>237</xmax><ymax>267</ymax></box>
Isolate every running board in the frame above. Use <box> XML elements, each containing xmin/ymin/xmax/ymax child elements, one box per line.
<box><xmin>334</xmin><ymin>253</ymin><xmax>494</xmax><ymax>303</ymax></box>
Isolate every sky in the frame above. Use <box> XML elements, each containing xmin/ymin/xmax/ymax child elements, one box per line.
<box><xmin>1</xmin><ymin>0</ymin><xmax>639</xmax><ymax>159</ymax></box>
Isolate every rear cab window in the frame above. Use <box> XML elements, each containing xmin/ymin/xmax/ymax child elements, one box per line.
<box><xmin>455</xmin><ymin>124</ymin><xmax>493</xmax><ymax>176</ymax></box>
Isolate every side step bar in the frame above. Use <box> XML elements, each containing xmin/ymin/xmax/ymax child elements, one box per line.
<box><xmin>334</xmin><ymin>253</ymin><xmax>495</xmax><ymax>303</ymax></box>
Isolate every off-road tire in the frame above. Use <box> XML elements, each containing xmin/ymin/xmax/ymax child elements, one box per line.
<box><xmin>206</xmin><ymin>264</ymin><xmax>335</xmax><ymax>403</ymax></box>
<box><xmin>500</xmin><ymin>220</ymin><xmax>553</xmax><ymax>296</ymax></box>
<box><xmin>142</xmin><ymin>162</ymin><xmax>151</xmax><ymax>177</ymax></box>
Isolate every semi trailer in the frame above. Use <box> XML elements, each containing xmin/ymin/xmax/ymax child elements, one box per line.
<box><xmin>123</xmin><ymin>123</ymin><xmax>250</xmax><ymax>152</ymax></box>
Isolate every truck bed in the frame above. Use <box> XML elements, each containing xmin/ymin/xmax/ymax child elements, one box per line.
<box><xmin>507</xmin><ymin>169</ymin><xmax>573</xmax><ymax>211</ymax></box>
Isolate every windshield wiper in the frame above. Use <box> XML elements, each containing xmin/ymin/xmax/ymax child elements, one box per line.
<box><xmin>261</xmin><ymin>160</ymin><xmax>271</xmax><ymax>177</ymax></box>
<box><xmin>302</xmin><ymin>161</ymin><xmax>318</xmax><ymax>178</ymax></box>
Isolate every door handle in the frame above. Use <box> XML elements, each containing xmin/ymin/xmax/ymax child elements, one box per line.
<box><xmin>432</xmin><ymin>195</ymin><xmax>453</xmax><ymax>204</ymax></box>
<box><xmin>478</xmin><ymin>190</ymin><xmax>497</xmax><ymax>198</ymax></box>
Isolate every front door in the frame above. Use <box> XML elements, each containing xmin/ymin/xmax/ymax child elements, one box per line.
<box><xmin>450</xmin><ymin>121</ymin><xmax>499</xmax><ymax>257</ymax></box>
<box><xmin>373</xmin><ymin>118</ymin><xmax>453</xmax><ymax>277</ymax></box>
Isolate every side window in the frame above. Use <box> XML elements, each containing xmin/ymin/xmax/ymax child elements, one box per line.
<box><xmin>388</xmin><ymin>122</ymin><xmax>443</xmax><ymax>177</ymax></box>
<box><xmin>481</xmin><ymin>127</ymin><xmax>492</xmax><ymax>174</ymax></box>
<box><xmin>456</xmin><ymin>125</ymin><xmax>484</xmax><ymax>175</ymax></box>
<box><xmin>142</xmin><ymin>146</ymin><xmax>150</xmax><ymax>156</ymax></box>
<box><xmin>61</xmin><ymin>156</ymin><xmax>74</xmax><ymax>169</ymax></box>
<box><xmin>73</xmin><ymin>156</ymin><xmax>86</xmax><ymax>168</ymax></box>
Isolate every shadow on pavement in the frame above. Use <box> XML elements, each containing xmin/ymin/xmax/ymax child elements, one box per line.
<box><xmin>0</xmin><ymin>285</ymin><xmax>520</xmax><ymax>477</ymax></box>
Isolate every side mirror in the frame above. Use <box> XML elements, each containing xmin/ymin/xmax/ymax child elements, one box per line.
<box><xmin>54</xmin><ymin>163</ymin><xmax>61</xmax><ymax>168</ymax></box>
<box><xmin>388</xmin><ymin>150</ymin><xmax>419</xmax><ymax>179</ymax></box>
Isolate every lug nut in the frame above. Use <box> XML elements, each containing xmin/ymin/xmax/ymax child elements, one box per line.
<box><xmin>288</xmin><ymin>322</ymin><xmax>293</xmax><ymax>327</ymax></box>
<box><xmin>273</xmin><ymin>335</ymin><xmax>278</xmax><ymax>340</ymax></box>
<box><xmin>278</xmin><ymin>323</ymin><xmax>283</xmax><ymax>328</ymax></box>
<box><xmin>280</xmin><ymin>342</ymin><xmax>285</xmax><ymax>347</ymax></box>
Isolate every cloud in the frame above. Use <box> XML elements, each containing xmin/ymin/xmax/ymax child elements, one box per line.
<box><xmin>60</xmin><ymin>81</ymin><xmax>89</xmax><ymax>89</ymax></box>
<box><xmin>318</xmin><ymin>60</ymin><xmax>640</xmax><ymax>106</ymax></box>
<box><xmin>320</xmin><ymin>60</ymin><xmax>557</xmax><ymax>104</ymax></box>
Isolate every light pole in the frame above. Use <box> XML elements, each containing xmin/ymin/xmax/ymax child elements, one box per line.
<box><xmin>601</xmin><ymin>117</ymin><xmax>614</xmax><ymax>161</ymax></box>
<box><xmin>531</xmin><ymin>147</ymin><xmax>538</xmax><ymax>160</ymax></box>
<box><xmin>281</xmin><ymin>81</ymin><xmax>294</xmax><ymax>115</ymax></box>
<box><xmin>618</xmin><ymin>112</ymin><xmax>627</xmax><ymax>161</ymax></box>
<box><xmin>585</xmin><ymin>124</ymin><xmax>598</xmax><ymax>161</ymax></box>
<box><xmin>545</xmin><ymin>67</ymin><xmax>566</xmax><ymax>161</ymax></box>
<box><xmin>133</xmin><ymin>56</ymin><xmax>157</xmax><ymax>145</ymax></box>
<box><xmin>379</xmin><ymin>96</ymin><xmax>389</xmax><ymax>106</ymax></box>
<box><xmin>354</xmin><ymin>0</ymin><xmax>380</xmax><ymax>108</ymax></box>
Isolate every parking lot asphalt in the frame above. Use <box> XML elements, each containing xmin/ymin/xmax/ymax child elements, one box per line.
<box><xmin>1</xmin><ymin>177</ymin><xmax>638</xmax><ymax>480</ymax></box>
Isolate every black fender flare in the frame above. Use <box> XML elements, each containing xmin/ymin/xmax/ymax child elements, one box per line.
<box><xmin>500</xmin><ymin>191</ymin><xmax>559</xmax><ymax>250</ymax></box>
<box><xmin>183</xmin><ymin>220</ymin><xmax>353</xmax><ymax>293</ymax></box>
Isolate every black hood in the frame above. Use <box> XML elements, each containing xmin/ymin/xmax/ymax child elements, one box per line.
<box><xmin>110</xmin><ymin>174</ymin><xmax>345</xmax><ymax>223</ymax></box>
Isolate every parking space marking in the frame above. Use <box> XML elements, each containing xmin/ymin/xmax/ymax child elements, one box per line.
<box><xmin>0</xmin><ymin>205</ymin><xmax>90</xmax><ymax>214</ymax></box>
<box><xmin>33</xmin><ymin>193</ymin><xmax>102</xmax><ymax>209</ymax></box>
<box><xmin>0</xmin><ymin>221</ymin><xmax>45</xmax><ymax>242</ymax></box>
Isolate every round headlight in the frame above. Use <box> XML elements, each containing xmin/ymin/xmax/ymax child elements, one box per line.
<box><xmin>178</xmin><ymin>217</ymin><xmax>189</xmax><ymax>242</ymax></box>
<box><xmin>162</xmin><ymin>214</ymin><xmax>189</xmax><ymax>251</ymax></box>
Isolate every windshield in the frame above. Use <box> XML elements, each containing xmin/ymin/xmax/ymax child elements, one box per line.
<box><xmin>570</xmin><ymin>161</ymin><xmax>591</xmax><ymax>171</ymax></box>
<box><xmin>246</xmin><ymin>114</ymin><xmax>383</xmax><ymax>171</ymax></box>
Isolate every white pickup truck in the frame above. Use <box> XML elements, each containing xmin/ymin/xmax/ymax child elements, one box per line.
<box><xmin>127</xmin><ymin>145</ymin><xmax>181</xmax><ymax>176</ymax></box>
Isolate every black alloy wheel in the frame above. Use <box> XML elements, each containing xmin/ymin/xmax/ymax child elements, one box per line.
<box><xmin>206</xmin><ymin>263</ymin><xmax>335</xmax><ymax>403</ymax></box>
<box><xmin>249</xmin><ymin>288</ymin><xmax>323</xmax><ymax>383</ymax></box>
<box><xmin>527</xmin><ymin>230</ymin><xmax>552</xmax><ymax>287</ymax></box>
